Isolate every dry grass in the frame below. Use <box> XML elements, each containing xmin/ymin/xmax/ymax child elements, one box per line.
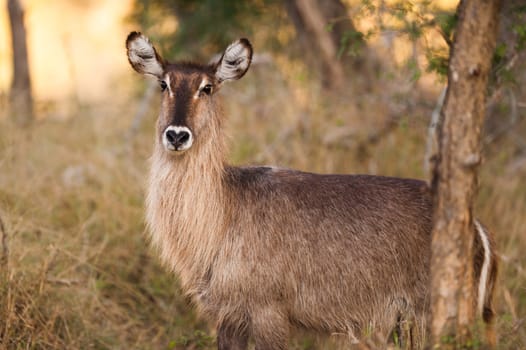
<box><xmin>0</xmin><ymin>62</ymin><xmax>525</xmax><ymax>349</ymax></box>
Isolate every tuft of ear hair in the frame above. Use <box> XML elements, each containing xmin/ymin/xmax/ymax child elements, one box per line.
<box><xmin>214</xmin><ymin>38</ymin><xmax>253</xmax><ymax>83</ymax></box>
<box><xmin>126</xmin><ymin>31</ymin><xmax>164</xmax><ymax>78</ymax></box>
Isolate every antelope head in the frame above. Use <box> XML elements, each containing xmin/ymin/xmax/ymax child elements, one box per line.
<box><xmin>126</xmin><ymin>32</ymin><xmax>253</xmax><ymax>154</ymax></box>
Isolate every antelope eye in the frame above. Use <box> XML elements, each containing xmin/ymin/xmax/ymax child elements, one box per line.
<box><xmin>201</xmin><ymin>84</ymin><xmax>213</xmax><ymax>95</ymax></box>
<box><xmin>160</xmin><ymin>80</ymin><xmax>167</xmax><ymax>91</ymax></box>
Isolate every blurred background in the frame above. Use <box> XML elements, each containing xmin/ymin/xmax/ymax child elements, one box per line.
<box><xmin>0</xmin><ymin>0</ymin><xmax>525</xmax><ymax>348</ymax></box>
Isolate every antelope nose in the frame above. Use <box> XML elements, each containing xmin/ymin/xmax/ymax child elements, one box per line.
<box><xmin>163</xmin><ymin>126</ymin><xmax>193</xmax><ymax>151</ymax></box>
<box><xmin>165</xmin><ymin>129</ymin><xmax>190</xmax><ymax>147</ymax></box>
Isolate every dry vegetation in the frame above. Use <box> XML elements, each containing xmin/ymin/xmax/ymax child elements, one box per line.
<box><xmin>0</xmin><ymin>54</ymin><xmax>525</xmax><ymax>349</ymax></box>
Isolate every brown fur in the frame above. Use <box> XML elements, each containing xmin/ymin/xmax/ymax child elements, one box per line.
<box><xmin>127</xmin><ymin>33</ymin><xmax>498</xmax><ymax>349</ymax></box>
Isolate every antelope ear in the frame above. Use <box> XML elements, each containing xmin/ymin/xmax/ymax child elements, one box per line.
<box><xmin>214</xmin><ymin>38</ymin><xmax>253</xmax><ymax>83</ymax></box>
<box><xmin>126</xmin><ymin>31</ymin><xmax>164</xmax><ymax>78</ymax></box>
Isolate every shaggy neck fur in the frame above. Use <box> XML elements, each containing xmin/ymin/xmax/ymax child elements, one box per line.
<box><xmin>146</xmin><ymin>118</ymin><xmax>227</xmax><ymax>296</ymax></box>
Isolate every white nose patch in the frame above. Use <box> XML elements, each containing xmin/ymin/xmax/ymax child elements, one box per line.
<box><xmin>163</xmin><ymin>125</ymin><xmax>193</xmax><ymax>152</ymax></box>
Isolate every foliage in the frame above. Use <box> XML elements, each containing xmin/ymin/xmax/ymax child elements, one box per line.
<box><xmin>336</xmin><ymin>28</ymin><xmax>366</xmax><ymax>59</ymax></box>
<box><xmin>340</xmin><ymin>0</ymin><xmax>457</xmax><ymax>78</ymax></box>
<box><xmin>129</xmin><ymin>0</ymin><xmax>281</xmax><ymax>59</ymax></box>
<box><xmin>426</xmin><ymin>49</ymin><xmax>449</xmax><ymax>78</ymax></box>
<box><xmin>128</xmin><ymin>0</ymin><xmax>526</xmax><ymax>92</ymax></box>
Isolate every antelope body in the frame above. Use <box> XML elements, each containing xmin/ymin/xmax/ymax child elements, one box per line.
<box><xmin>126</xmin><ymin>33</ymin><xmax>497</xmax><ymax>349</ymax></box>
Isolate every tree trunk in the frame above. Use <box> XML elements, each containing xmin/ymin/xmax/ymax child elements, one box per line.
<box><xmin>285</xmin><ymin>0</ymin><xmax>365</xmax><ymax>89</ymax></box>
<box><xmin>429</xmin><ymin>0</ymin><xmax>501</xmax><ymax>348</ymax></box>
<box><xmin>7</xmin><ymin>0</ymin><xmax>33</xmax><ymax>125</ymax></box>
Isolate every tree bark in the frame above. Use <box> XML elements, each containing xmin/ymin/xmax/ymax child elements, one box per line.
<box><xmin>285</xmin><ymin>0</ymin><xmax>365</xmax><ymax>89</ymax></box>
<box><xmin>7</xmin><ymin>0</ymin><xmax>33</xmax><ymax>125</ymax></box>
<box><xmin>429</xmin><ymin>0</ymin><xmax>501</xmax><ymax>348</ymax></box>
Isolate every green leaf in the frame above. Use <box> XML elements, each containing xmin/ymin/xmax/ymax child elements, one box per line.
<box><xmin>426</xmin><ymin>49</ymin><xmax>449</xmax><ymax>78</ymax></box>
<box><xmin>493</xmin><ymin>43</ymin><xmax>507</xmax><ymax>67</ymax></box>
<box><xmin>435</xmin><ymin>11</ymin><xmax>458</xmax><ymax>43</ymax></box>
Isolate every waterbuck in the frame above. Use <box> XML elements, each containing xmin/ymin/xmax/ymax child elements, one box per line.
<box><xmin>126</xmin><ymin>32</ymin><xmax>497</xmax><ymax>349</ymax></box>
